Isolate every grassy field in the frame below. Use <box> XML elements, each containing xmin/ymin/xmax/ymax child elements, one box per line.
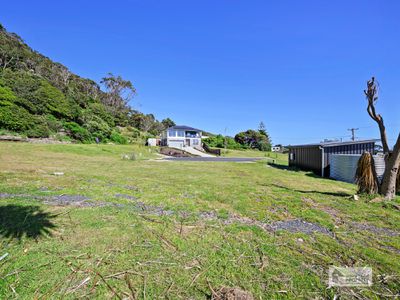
<box><xmin>0</xmin><ymin>142</ymin><xmax>399</xmax><ymax>299</ymax></box>
<box><xmin>221</xmin><ymin>149</ymin><xmax>288</xmax><ymax>165</ymax></box>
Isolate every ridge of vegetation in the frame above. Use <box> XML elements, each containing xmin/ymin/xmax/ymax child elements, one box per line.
<box><xmin>0</xmin><ymin>24</ymin><xmax>175</xmax><ymax>143</ymax></box>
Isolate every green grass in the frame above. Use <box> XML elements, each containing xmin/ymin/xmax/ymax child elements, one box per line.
<box><xmin>0</xmin><ymin>142</ymin><xmax>399</xmax><ymax>299</ymax></box>
<box><xmin>219</xmin><ymin>148</ymin><xmax>287</xmax><ymax>161</ymax></box>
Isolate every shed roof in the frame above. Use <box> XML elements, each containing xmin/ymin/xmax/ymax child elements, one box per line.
<box><xmin>167</xmin><ymin>125</ymin><xmax>202</xmax><ymax>132</ymax></box>
<box><xmin>287</xmin><ymin>139</ymin><xmax>379</xmax><ymax>149</ymax></box>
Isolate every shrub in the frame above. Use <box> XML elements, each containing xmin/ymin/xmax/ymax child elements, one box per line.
<box><xmin>258</xmin><ymin>141</ymin><xmax>271</xmax><ymax>152</ymax></box>
<box><xmin>0</xmin><ymin>85</ymin><xmax>16</xmax><ymax>106</ymax></box>
<box><xmin>34</xmin><ymin>80</ymin><xmax>73</xmax><ymax>118</ymax></box>
<box><xmin>0</xmin><ymin>104</ymin><xmax>36</xmax><ymax>131</ymax></box>
<box><xmin>203</xmin><ymin>134</ymin><xmax>245</xmax><ymax>150</ymax></box>
<box><xmin>83</xmin><ymin>116</ymin><xmax>112</xmax><ymax>141</ymax></box>
<box><xmin>44</xmin><ymin>114</ymin><xmax>63</xmax><ymax>133</ymax></box>
<box><xmin>235</xmin><ymin>129</ymin><xmax>271</xmax><ymax>151</ymax></box>
<box><xmin>86</xmin><ymin>103</ymin><xmax>114</xmax><ymax>127</ymax></box>
<box><xmin>63</xmin><ymin>121</ymin><xmax>92</xmax><ymax>142</ymax></box>
<box><xmin>110</xmin><ymin>131</ymin><xmax>128</xmax><ymax>144</ymax></box>
<box><xmin>25</xmin><ymin>120</ymin><xmax>50</xmax><ymax>138</ymax></box>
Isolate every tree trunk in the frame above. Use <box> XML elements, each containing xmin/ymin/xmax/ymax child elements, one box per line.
<box><xmin>380</xmin><ymin>134</ymin><xmax>400</xmax><ymax>199</ymax></box>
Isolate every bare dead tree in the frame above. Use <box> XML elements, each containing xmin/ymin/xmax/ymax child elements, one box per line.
<box><xmin>58</xmin><ymin>66</ymin><xmax>71</xmax><ymax>88</ymax></box>
<box><xmin>364</xmin><ymin>77</ymin><xmax>400</xmax><ymax>199</ymax></box>
<box><xmin>0</xmin><ymin>50</ymin><xmax>16</xmax><ymax>71</ymax></box>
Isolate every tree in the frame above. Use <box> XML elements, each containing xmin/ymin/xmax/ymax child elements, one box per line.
<box><xmin>100</xmin><ymin>73</ymin><xmax>136</xmax><ymax>124</ymax></box>
<box><xmin>129</xmin><ymin>113</ymin><xmax>155</xmax><ymax>133</ymax></box>
<box><xmin>161</xmin><ymin>118</ymin><xmax>175</xmax><ymax>129</ymax></box>
<box><xmin>258</xmin><ymin>121</ymin><xmax>272</xmax><ymax>147</ymax></box>
<box><xmin>364</xmin><ymin>77</ymin><xmax>400</xmax><ymax>199</ymax></box>
<box><xmin>234</xmin><ymin>129</ymin><xmax>271</xmax><ymax>151</ymax></box>
<box><xmin>258</xmin><ymin>121</ymin><xmax>267</xmax><ymax>136</ymax></box>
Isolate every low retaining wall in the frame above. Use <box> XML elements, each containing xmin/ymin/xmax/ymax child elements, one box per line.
<box><xmin>330</xmin><ymin>154</ymin><xmax>385</xmax><ymax>183</ymax></box>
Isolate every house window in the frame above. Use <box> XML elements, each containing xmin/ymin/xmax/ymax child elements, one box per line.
<box><xmin>186</xmin><ymin>131</ymin><xmax>199</xmax><ymax>138</ymax></box>
<box><xmin>192</xmin><ymin>139</ymin><xmax>199</xmax><ymax>145</ymax></box>
<box><xmin>168</xmin><ymin>130</ymin><xmax>176</xmax><ymax>137</ymax></box>
<box><xmin>177</xmin><ymin>130</ymin><xmax>185</xmax><ymax>137</ymax></box>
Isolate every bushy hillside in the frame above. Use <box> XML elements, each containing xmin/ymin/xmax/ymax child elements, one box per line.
<box><xmin>0</xmin><ymin>24</ymin><xmax>173</xmax><ymax>143</ymax></box>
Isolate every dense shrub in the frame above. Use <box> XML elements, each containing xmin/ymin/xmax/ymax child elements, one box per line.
<box><xmin>85</xmin><ymin>103</ymin><xmax>114</xmax><ymax>127</ymax></box>
<box><xmin>83</xmin><ymin>116</ymin><xmax>112</xmax><ymax>141</ymax></box>
<box><xmin>25</xmin><ymin>119</ymin><xmax>50</xmax><ymax>138</ymax></box>
<box><xmin>33</xmin><ymin>80</ymin><xmax>73</xmax><ymax>118</ymax></box>
<box><xmin>110</xmin><ymin>131</ymin><xmax>128</xmax><ymax>144</ymax></box>
<box><xmin>44</xmin><ymin>114</ymin><xmax>63</xmax><ymax>133</ymax></box>
<box><xmin>63</xmin><ymin>121</ymin><xmax>92</xmax><ymax>142</ymax></box>
<box><xmin>235</xmin><ymin>130</ymin><xmax>271</xmax><ymax>151</ymax></box>
<box><xmin>0</xmin><ymin>104</ymin><xmax>36</xmax><ymax>131</ymax></box>
<box><xmin>0</xmin><ymin>85</ymin><xmax>16</xmax><ymax>105</ymax></box>
<box><xmin>203</xmin><ymin>134</ymin><xmax>245</xmax><ymax>150</ymax></box>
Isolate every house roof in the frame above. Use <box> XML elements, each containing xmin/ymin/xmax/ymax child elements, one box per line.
<box><xmin>287</xmin><ymin>139</ymin><xmax>379</xmax><ymax>149</ymax></box>
<box><xmin>167</xmin><ymin>125</ymin><xmax>202</xmax><ymax>132</ymax></box>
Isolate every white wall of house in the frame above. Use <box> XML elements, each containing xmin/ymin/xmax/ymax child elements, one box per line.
<box><xmin>272</xmin><ymin>146</ymin><xmax>281</xmax><ymax>152</ymax></box>
<box><xmin>162</xmin><ymin>129</ymin><xmax>202</xmax><ymax>149</ymax></box>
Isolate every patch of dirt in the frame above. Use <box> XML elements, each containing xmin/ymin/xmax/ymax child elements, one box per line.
<box><xmin>268</xmin><ymin>219</ymin><xmax>332</xmax><ymax>236</ymax></box>
<box><xmin>123</xmin><ymin>185</ymin><xmax>140</xmax><ymax>191</ymax></box>
<box><xmin>0</xmin><ymin>193</ymin><xmax>105</xmax><ymax>207</ymax></box>
<box><xmin>213</xmin><ymin>287</ymin><xmax>254</xmax><ymax>300</ymax></box>
<box><xmin>42</xmin><ymin>195</ymin><xmax>94</xmax><ymax>206</ymax></box>
<box><xmin>380</xmin><ymin>245</ymin><xmax>400</xmax><ymax>255</ymax></box>
<box><xmin>198</xmin><ymin>211</ymin><xmax>219</xmax><ymax>220</ymax></box>
<box><xmin>160</xmin><ymin>147</ymin><xmax>194</xmax><ymax>157</ymax></box>
<box><xmin>132</xmin><ymin>201</ymin><xmax>175</xmax><ymax>216</ymax></box>
<box><xmin>207</xmin><ymin>212</ymin><xmax>332</xmax><ymax>236</ymax></box>
<box><xmin>350</xmin><ymin>222</ymin><xmax>399</xmax><ymax>237</ymax></box>
<box><xmin>114</xmin><ymin>194</ymin><xmax>137</xmax><ymax>201</ymax></box>
<box><xmin>1</xmin><ymin>192</ymin><xmax>333</xmax><ymax>236</ymax></box>
<box><xmin>0</xmin><ymin>193</ymin><xmax>16</xmax><ymax>199</ymax></box>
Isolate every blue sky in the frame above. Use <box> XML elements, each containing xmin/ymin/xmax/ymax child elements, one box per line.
<box><xmin>1</xmin><ymin>1</ymin><xmax>399</xmax><ymax>145</ymax></box>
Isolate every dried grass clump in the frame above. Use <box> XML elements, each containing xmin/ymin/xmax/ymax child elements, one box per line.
<box><xmin>355</xmin><ymin>152</ymin><xmax>378</xmax><ymax>194</ymax></box>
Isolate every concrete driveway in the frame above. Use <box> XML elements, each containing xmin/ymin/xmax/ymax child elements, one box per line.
<box><xmin>162</xmin><ymin>157</ymin><xmax>263</xmax><ymax>162</ymax></box>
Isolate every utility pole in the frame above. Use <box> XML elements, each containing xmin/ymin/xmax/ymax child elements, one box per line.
<box><xmin>348</xmin><ymin>128</ymin><xmax>359</xmax><ymax>141</ymax></box>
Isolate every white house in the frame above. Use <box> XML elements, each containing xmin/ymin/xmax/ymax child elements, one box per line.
<box><xmin>272</xmin><ymin>145</ymin><xmax>282</xmax><ymax>152</ymax></box>
<box><xmin>161</xmin><ymin>125</ymin><xmax>203</xmax><ymax>149</ymax></box>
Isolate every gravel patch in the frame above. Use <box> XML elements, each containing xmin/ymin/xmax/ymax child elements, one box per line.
<box><xmin>381</xmin><ymin>245</ymin><xmax>400</xmax><ymax>255</ymax></box>
<box><xmin>133</xmin><ymin>201</ymin><xmax>174</xmax><ymax>216</ymax></box>
<box><xmin>198</xmin><ymin>211</ymin><xmax>219</xmax><ymax>220</ymax></box>
<box><xmin>1</xmin><ymin>193</ymin><xmax>332</xmax><ymax>235</ymax></box>
<box><xmin>0</xmin><ymin>193</ymin><xmax>14</xmax><ymax>199</ymax></box>
<box><xmin>42</xmin><ymin>194</ymin><xmax>91</xmax><ymax>206</ymax></box>
<box><xmin>268</xmin><ymin>219</ymin><xmax>332</xmax><ymax>235</ymax></box>
<box><xmin>199</xmin><ymin>212</ymin><xmax>332</xmax><ymax>236</ymax></box>
<box><xmin>123</xmin><ymin>185</ymin><xmax>140</xmax><ymax>191</ymax></box>
<box><xmin>0</xmin><ymin>193</ymin><xmax>32</xmax><ymax>199</ymax></box>
<box><xmin>350</xmin><ymin>222</ymin><xmax>399</xmax><ymax>237</ymax></box>
<box><xmin>114</xmin><ymin>194</ymin><xmax>137</xmax><ymax>201</ymax></box>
